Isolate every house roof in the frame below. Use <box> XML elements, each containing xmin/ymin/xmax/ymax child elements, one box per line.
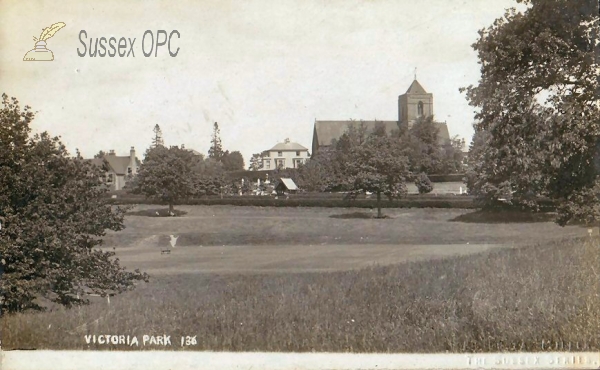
<box><xmin>277</xmin><ymin>178</ymin><xmax>298</xmax><ymax>191</ymax></box>
<box><xmin>186</xmin><ymin>149</ymin><xmax>203</xmax><ymax>156</ymax></box>
<box><xmin>268</xmin><ymin>141</ymin><xmax>308</xmax><ymax>151</ymax></box>
<box><xmin>88</xmin><ymin>155</ymin><xmax>137</xmax><ymax>175</ymax></box>
<box><xmin>313</xmin><ymin>120</ymin><xmax>401</xmax><ymax>147</ymax></box>
<box><xmin>405</xmin><ymin>79</ymin><xmax>428</xmax><ymax>94</ymax></box>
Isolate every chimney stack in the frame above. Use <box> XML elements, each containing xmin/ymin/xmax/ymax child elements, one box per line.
<box><xmin>109</xmin><ymin>149</ymin><xmax>115</xmax><ymax>155</ymax></box>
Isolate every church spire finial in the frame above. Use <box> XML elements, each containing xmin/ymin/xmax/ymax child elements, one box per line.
<box><xmin>414</xmin><ymin>67</ymin><xmax>417</xmax><ymax>81</ymax></box>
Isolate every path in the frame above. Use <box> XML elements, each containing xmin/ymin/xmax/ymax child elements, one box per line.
<box><xmin>113</xmin><ymin>242</ymin><xmax>509</xmax><ymax>275</ymax></box>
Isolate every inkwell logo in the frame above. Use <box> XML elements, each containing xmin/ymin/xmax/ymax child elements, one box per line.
<box><xmin>23</xmin><ymin>22</ymin><xmax>66</xmax><ymax>61</ymax></box>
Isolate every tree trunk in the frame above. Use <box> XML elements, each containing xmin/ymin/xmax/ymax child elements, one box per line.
<box><xmin>377</xmin><ymin>191</ymin><xmax>382</xmax><ymax>218</ymax></box>
<box><xmin>169</xmin><ymin>202</ymin><xmax>174</xmax><ymax>214</ymax></box>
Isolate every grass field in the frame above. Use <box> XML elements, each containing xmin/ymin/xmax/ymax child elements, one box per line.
<box><xmin>2</xmin><ymin>205</ymin><xmax>597</xmax><ymax>352</ymax></box>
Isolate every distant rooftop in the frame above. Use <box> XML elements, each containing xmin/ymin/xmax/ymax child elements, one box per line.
<box><xmin>268</xmin><ymin>138</ymin><xmax>309</xmax><ymax>151</ymax></box>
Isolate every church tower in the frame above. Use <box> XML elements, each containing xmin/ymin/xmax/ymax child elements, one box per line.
<box><xmin>398</xmin><ymin>79</ymin><xmax>433</xmax><ymax>126</ymax></box>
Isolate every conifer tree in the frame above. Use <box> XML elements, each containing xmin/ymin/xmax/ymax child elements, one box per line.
<box><xmin>152</xmin><ymin>124</ymin><xmax>164</xmax><ymax>148</ymax></box>
<box><xmin>208</xmin><ymin>122</ymin><xmax>224</xmax><ymax>160</ymax></box>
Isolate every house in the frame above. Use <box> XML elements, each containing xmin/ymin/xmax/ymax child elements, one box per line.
<box><xmin>261</xmin><ymin>138</ymin><xmax>310</xmax><ymax>170</ymax></box>
<box><xmin>181</xmin><ymin>144</ymin><xmax>203</xmax><ymax>156</ymax></box>
<box><xmin>89</xmin><ymin>147</ymin><xmax>140</xmax><ymax>191</ymax></box>
<box><xmin>275</xmin><ymin>178</ymin><xmax>298</xmax><ymax>195</ymax></box>
<box><xmin>311</xmin><ymin>78</ymin><xmax>451</xmax><ymax>155</ymax></box>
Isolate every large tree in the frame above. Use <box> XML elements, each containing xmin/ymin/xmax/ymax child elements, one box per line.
<box><xmin>461</xmin><ymin>0</ymin><xmax>599</xmax><ymax>224</ymax></box>
<box><xmin>134</xmin><ymin>145</ymin><xmax>201</xmax><ymax>213</ymax></box>
<box><xmin>406</xmin><ymin>116</ymin><xmax>444</xmax><ymax>175</ymax></box>
<box><xmin>296</xmin><ymin>151</ymin><xmax>338</xmax><ymax>192</ymax></box>
<box><xmin>342</xmin><ymin>127</ymin><xmax>410</xmax><ymax>218</ymax></box>
<box><xmin>0</xmin><ymin>95</ymin><xmax>148</xmax><ymax>313</ymax></box>
<box><xmin>221</xmin><ymin>150</ymin><xmax>244</xmax><ymax>171</ymax></box>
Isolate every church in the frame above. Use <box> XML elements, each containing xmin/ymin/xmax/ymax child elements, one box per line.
<box><xmin>311</xmin><ymin>79</ymin><xmax>451</xmax><ymax>155</ymax></box>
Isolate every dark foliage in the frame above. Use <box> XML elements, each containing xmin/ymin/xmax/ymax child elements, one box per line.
<box><xmin>0</xmin><ymin>95</ymin><xmax>148</xmax><ymax>313</ymax></box>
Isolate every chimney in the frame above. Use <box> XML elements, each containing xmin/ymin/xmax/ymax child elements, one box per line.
<box><xmin>129</xmin><ymin>147</ymin><xmax>137</xmax><ymax>176</ymax></box>
<box><xmin>109</xmin><ymin>149</ymin><xmax>115</xmax><ymax>155</ymax></box>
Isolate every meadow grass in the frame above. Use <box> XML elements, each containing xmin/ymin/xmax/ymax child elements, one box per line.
<box><xmin>3</xmin><ymin>237</ymin><xmax>599</xmax><ymax>352</ymax></box>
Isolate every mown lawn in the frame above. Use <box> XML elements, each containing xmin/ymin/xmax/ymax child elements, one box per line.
<box><xmin>103</xmin><ymin>205</ymin><xmax>584</xmax><ymax>249</ymax></box>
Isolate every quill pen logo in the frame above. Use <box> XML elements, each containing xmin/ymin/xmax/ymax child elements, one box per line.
<box><xmin>23</xmin><ymin>22</ymin><xmax>66</xmax><ymax>61</ymax></box>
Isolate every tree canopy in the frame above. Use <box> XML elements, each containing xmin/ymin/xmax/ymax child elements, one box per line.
<box><xmin>248</xmin><ymin>153</ymin><xmax>264</xmax><ymax>171</ymax></box>
<box><xmin>0</xmin><ymin>94</ymin><xmax>148</xmax><ymax>313</ymax></box>
<box><xmin>462</xmin><ymin>0</ymin><xmax>599</xmax><ymax>224</ymax></box>
<box><xmin>221</xmin><ymin>150</ymin><xmax>245</xmax><ymax>172</ymax></box>
<box><xmin>134</xmin><ymin>145</ymin><xmax>202</xmax><ymax>212</ymax></box>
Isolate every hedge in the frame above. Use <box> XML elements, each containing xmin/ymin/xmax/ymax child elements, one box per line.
<box><xmin>107</xmin><ymin>196</ymin><xmax>477</xmax><ymax>209</ymax></box>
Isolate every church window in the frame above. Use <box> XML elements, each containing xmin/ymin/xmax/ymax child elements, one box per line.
<box><xmin>417</xmin><ymin>101</ymin><xmax>424</xmax><ymax>116</ymax></box>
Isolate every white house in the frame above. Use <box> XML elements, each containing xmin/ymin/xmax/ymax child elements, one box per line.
<box><xmin>261</xmin><ymin>138</ymin><xmax>310</xmax><ymax>170</ymax></box>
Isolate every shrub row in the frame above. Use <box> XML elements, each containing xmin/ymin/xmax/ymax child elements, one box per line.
<box><xmin>107</xmin><ymin>196</ymin><xmax>477</xmax><ymax>209</ymax></box>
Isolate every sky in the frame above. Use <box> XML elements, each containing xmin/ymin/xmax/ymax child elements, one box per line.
<box><xmin>0</xmin><ymin>0</ymin><xmax>525</xmax><ymax>164</ymax></box>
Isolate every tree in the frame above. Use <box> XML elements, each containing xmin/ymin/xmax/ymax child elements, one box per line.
<box><xmin>152</xmin><ymin>124</ymin><xmax>164</xmax><ymax>148</ymax></box>
<box><xmin>415</xmin><ymin>173</ymin><xmax>434</xmax><ymax>194</ymax></box>
<box><xmin>248</xmin><ymin>153</ymin><xmax>264</xmax><ymax>171</ymax></box>
<box><xmin>134</xmin><ymin>145</ymin><xmax>200</xmax><ymax>213</ymax></box>
<box><xmin>440</xmin><ymin>135</ymin><xmax>466</xmax><ymax>175</ymax></box>
<box><xmin>343</xmin><ymin>131</ymin><xmax>410</xmax><ymax>218</ymax></box>
<box><xmin>296</xmin><ymin>152</ymin><xmax>338</xmax><ymax>192</ymax></box>
<box><xmin>208</xmin><ymin>122</ymin><xmax>224</xmax><ymax>160</ymax></box>
<box><xmin>221</xmin><ymin>150</ymin><xmax>244</xmax><ymax>171</ymax></box>
<box><xmin>464</xmin><ymin>127</ymin><xmax>491</xmax><ymax>196</ymax></box>
<box><xmin>461</xmin><ymin>0</ymin><xmax>599</xmax><ymax>224</ymax></box>
<box><xmin>406</xmin><ymin>116</ymin><xmax>445</xmax><ymax>174</ymax></box>
<box><xmin>194</xmin><ymin>157</ymin><xmax>227</xmax><ymax>196</ymax></box>
<box><xmin>0</xmin><ymin>95</ymin><xmax>148</xmax><ymax>313</ymax></box>
<box><xmin>94</xmin><ymin>150</ymin><xmax>106</xmax><ymax>159</ymax></box>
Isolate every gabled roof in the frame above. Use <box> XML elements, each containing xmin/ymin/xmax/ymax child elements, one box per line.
<box><xmin>89</xmin><ymin>157</ymin><xmax>110</xmax><ymax>171</ymax></box>
<box><xmin>186</xmin><ymin>149</ymin><xmax>203</xmax><ymax>156</ymax></box>
<box><xmin>313</xmin><ymin>120</ymin><xmax>401</xmax><ymax>147</ymax></box>
<box><xmin>277</xmin><ymin>178</ymin><xmax>298</xmax><ymax>191</ymax></box>
<box><xmin>405</xmin><ymin>79</ymin><xmax>428</xmax><ymax>94</ymax></box>
<box><xmin>268</xmin><ymin>141</ymin><xmax>308</xmax><ymax>151</ymax></box>
<box><xmin>88</xmin><ymin>155</ymin><xmax>137</xmax><ymax>175</ymax></box>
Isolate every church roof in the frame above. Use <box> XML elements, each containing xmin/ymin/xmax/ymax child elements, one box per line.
<box><xmin>405</xmin><ymin>79</ymin><xmax>428</xmax><ymax>94</ymax></box>
<box><xmin>313</xmin><ymin>120</ymin><xmax>401</xmax><ymax>147</ymax></box>
<box><xmin>313</xmin><ymin>120</ymin><xmax>451</xmax><ymax>149</ymax></box>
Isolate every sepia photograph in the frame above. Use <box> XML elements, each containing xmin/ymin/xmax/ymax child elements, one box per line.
<box><xmin>1</xmin><ymin>0</ymin><xmax>599</xmax><ymax>369</ymax></box>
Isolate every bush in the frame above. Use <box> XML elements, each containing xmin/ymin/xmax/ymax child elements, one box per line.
<box><xmin>415</xmin><ymin>173</ymin><xmax>434</xmax><ymax>194</ymax></box>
